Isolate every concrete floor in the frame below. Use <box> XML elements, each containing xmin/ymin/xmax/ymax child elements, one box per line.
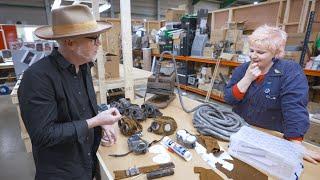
<box><xmin>0</xmin><ymin>95</ymin><xmax>35</xmax><ymax>180</ymax></box>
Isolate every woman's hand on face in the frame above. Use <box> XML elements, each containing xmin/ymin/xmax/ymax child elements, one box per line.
<box><xmin>244</xmin><ymin>62</ymin><xmax>262</xmax><ymax>82</ymax></box>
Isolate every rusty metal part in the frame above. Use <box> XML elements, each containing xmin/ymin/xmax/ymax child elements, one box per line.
<box><xmin>146</xmin><ymin>60</ymin><xmax>176</xmax><ymax>96</ymax></box>
<box><xmin>146</xmin><ymin>168</ymin><xmax>174</xmax><ymax>180</ymax></box>
<box><xmin>194</xmin><ymin>167</ymin><xmax>223</xmax><ymax>180</ymax></box>
<box><xmin>118</xmin><ymin>116</ymin><xmax>143</xmax><ymax>136</ymax></box>
<box><xmin>215</xmin><ymin>158</ymin><xmax>268</xmax><ymax>180</ymax></box>
<box><xmin>127</xmin><ymin>133</ymin><xmax>149</xmax><ymax>154</ymax></box>
<box><xmin>110</xmin><ymin>98</ymin><xmax>132</xmax><ymax>114</ymax></box>
<box><xmin>124</xmin><ymin>104</ymin><xmax>147</xmax><ymax>121</ymax></box>
<box><xmin>197</xmin><ymin>135</ymin><xmax>221</xmax><ymax>154</ymax></box>
<box><xmin>148</xmin><ymin>116</ymin><xmax>177</xmax><ymax>136</ymax></box>
<box><xmin>145</xmin><ymin>94</ymin><xmax>176</xmax><ymax>109</ymax></box>
<box><xmin>141</xmin><ymin>103</ymin><xmax>163</xmax><ymax>118</ymax></box>
<box><xmin>113</xmin><ymin>162</ymin><xmax>175</xmax><ymax>180</ymax></box>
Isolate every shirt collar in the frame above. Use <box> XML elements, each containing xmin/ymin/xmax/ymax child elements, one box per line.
<box><xmin>51</xmin><ymin>48</ymin><xmax>90</xmax><ymax>71</ymax></box>
<box><xmin>51</xmin><ymin>49</ymin><xmax>72</xmax><ymax>69</ymax></box>
<box><xmin>268</xmin><ymin>58</ymin><xmax>283</xmax><ymax>77</ymax></box>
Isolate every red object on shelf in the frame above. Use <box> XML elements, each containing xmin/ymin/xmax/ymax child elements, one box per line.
<box><xmin>0</xmin><ymin>25</ymin><xmax>18</xmax><ymax>50</ymax></box>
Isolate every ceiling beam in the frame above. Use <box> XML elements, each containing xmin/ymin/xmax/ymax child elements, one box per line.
<box><xmin>0</xmin><ymin>3</ymin><xmax>44</xmax><ymax>8</ymax></box>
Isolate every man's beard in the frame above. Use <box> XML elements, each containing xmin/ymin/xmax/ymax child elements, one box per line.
<box><xmin>75</xmin><ymin>47</ymin><xmax>96</xmax><ymax>63</ymax></box>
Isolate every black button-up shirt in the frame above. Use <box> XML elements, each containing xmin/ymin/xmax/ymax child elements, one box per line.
<box><xmin>18</xmin><ymin>49</ymin><xmax>102</xmax><ymax>180</ymax></box>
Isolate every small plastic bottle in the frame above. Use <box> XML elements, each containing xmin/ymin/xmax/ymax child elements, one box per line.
<box><xmin>161</xmin><ymin>136</ymin><xmax>192</xmax><ymax>161</ymax></box>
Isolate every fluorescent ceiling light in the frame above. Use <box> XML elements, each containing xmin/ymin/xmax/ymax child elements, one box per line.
<box><xmin>65</xmin><ymin>0</ymin><xmax>107</xmax><ymax>4</ymax></box>
<box><xmin>99</xmin><ymin>2</ymin><xmax>111</xmax><ymax>13</ymax></box>
<box><xmin>73</xmin><ymin>0</ymin><xmax>81</xmax><ymax>5</ymax></box>
<box><xmin>254</xmin><ymin>1</ymin><xmax>258</xmax><ymax>5</ymax></box>
<box><xmin>52</xmin><ymin>0</ymin><xmax>61</xmax><ymax>10</ymax></box>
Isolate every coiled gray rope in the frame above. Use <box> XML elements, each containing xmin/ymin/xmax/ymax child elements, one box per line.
<box><xmin>159</xmin><ymin>51</ymin><xmax>248</xmax><ymax>141</ymax></box>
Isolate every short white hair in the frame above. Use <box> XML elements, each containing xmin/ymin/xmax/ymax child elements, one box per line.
<box><xmin>248</xmin><ymin>25</ymin><xmax>287</xmax><ymax>58</ymax></box>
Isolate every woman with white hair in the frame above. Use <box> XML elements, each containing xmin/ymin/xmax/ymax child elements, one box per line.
<box><xmin>224</xmin><ymin>25</ymin><xmax>320</xmax><ymax>163</ymax></box>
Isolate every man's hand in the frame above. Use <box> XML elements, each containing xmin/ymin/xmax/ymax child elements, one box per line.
<box><xmin>291</xmin><ymin>140</ymin><xmax>320</xmax><ymax>165</ymax></box>
<box><xmin>304</xmin><ymin>149</ymin><xmax>320</xmax><ymax>164</ymax></box>
<box><xmin>244</xmin><ymin>62</ymin><xmax>261</xmax><ymax>82</ymax></box>
<box><xmin>87</xmin><ymin>108</ymin><xmax>121</xmax><ymax>128</ymax></box>
<box><xmin>101</xmin><ymin>124</ymin><xmax>117</xmax><ymax>146</ymax></box>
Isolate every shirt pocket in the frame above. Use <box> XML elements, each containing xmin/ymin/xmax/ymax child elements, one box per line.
<box><xmin>264</xmin><ymin>81</ymin><xmax>281</xmax><ymax>110</ymax></box>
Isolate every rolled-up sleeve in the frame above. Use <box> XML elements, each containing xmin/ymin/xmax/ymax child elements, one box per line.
<box><xmin>280</xmin><ymin>63</ymin><xmax>309</xmax><ymax>139</ymax></box>
<box><xmin>18</xmin><ymin>69</ymin><xmax>89</xmax><ymax>150</ymax></box>
<box><xmin>224</xmin><ymin>63</ymin><xmax>248</xmax><ymax>105</ymax></box>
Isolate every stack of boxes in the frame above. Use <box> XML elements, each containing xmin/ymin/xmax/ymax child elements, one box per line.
<box><xmin>209</xmin><ymin>21</ymin><xmax>247</xmax><ymax>61</ymax></box>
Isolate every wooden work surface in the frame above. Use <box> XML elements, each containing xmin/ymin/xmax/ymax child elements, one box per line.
<box><xmin>0</xmin><ymin>61</ymin><xmax>14</xmax><ymax>70</ymax></box>
<box><xmin>97</xmin><ymin>96</ymin><xmax>320</xmax><ymax>180</ymax></box>
<box><xmin>93</xmin><ymin>64</ymin><xmax>152</xmax><ymax>92</ymax></box>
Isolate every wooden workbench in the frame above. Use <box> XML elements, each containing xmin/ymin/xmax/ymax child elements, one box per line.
<box><xmin>0</xmin><ymin>61</ymin><xmax>14</xmax><ymax>69</ymax></box>
<box><xmin>97</xmin><ymin>96</ymin><xmax>320</xmax><ymax>180</ymax></box>
<box><xmin>93</xmin><ymin>64</ymin><xmax>152</xmax><ymax>103</ymax></box>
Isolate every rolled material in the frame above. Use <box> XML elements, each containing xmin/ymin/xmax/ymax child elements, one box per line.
<box><xmin>142</xmin><ymin>48</ymin><xmax>152</xmax><ymax>71</ymax></box>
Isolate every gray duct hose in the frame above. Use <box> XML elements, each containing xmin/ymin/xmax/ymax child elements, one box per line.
<box><xmin>159</xmin><ymin>51</ymin><xmax>248</xmax><ymax>141</ymax></box>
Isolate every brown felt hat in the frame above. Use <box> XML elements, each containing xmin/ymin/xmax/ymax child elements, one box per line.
<box><xmin>34</xmin><ymin>4</ymin><xmax>112</xmax><ymax>40</ymax></box>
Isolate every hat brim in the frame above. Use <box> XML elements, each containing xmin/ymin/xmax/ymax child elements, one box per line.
<box><xmin>34</xmin><ymin>21</ymin><xmax>112</xmax><ymax>40</ymax></box>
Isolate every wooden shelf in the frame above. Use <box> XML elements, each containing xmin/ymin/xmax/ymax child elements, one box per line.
<box><xmin>0</xmin><ymin>76</ymin><xmax>16</xmax><ymax>81</ymax></box>
<box><xmin>155</xmin><ymin>54</ymin><xmax>320</xmax><ymax>102</ymax></box>
<box><xmin>153</xmin><ymin>54</ymin><xmax>320</xmax><ymax>77</ymax></box>
<box><xmin>178</xmin><ymin>84</ymin><xmax>225</xmax><ymax>103</ymax></box>
<box><xmin>153</xmin><ymin>54</ymin><xmax>241</xmax><ymax>67</ymax></box>
<box><xmin>304</xmin><ymin>69</ymin><xmax>320</xmax><ymax>77</ymax></box>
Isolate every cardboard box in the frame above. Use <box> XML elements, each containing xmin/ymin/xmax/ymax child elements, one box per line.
<box><xmin>284</xmin><ymin>51</ymin><xmax>301</xmax><ymax>63</ymax></box>
<box><xmin>210</xmin><ymin>29</ymin><xmax>227</xmax><ymax>44</ymax></box>
<box><xmin>234</xmin><ymin>41</ymin><xmax>244</xmax><ymax>53</ymax></box>
<box><xmin>287</xmin><ymin>32</ymin><xmax>319</xmax><ymax>46</ymax></box>
<box><xmin>220</xmin><ymin>53</ymin><xmax>235</xmax><ymax>61</ymax></box>
<box><xmin>227</xmin><ymin>21</ymin><xmax>245</xmax><ymax>30</ymax></box>
<box><xmin>203</xmin><ymin>46</ymin><xmax>213</xmax><ymax>58</ymax></box>
<box><xmin>225</xmin><ymin>29</ymin><xmax>243</xmax><ymax>43</ymax></box>
<box><xmin>286</xmin><ymin>33</ymin><xmax>305</xmax><ymax>46</ymax></box>
<box><xmin>150</xmin><ymin>43</ymin><xmax>160</xmax><ymax>54</ymax></box>
<box><xmin>198</xmin><ymin>83</ymin><xmax>211</xmax><ymax>92</ymax></box>
<box><xmin>104</xmin><ymin>54</ymin><xmax>120</xmax><ymax>79</ymax></box>
<box><xmin>165</xmin><ymin>8</ymin><xmax>186</xmax><ymax>22</ymax></box>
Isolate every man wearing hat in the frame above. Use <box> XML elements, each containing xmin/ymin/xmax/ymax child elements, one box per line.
<box><xmin>18</xmin><ymin>5</ymin><xmax>121</xmax><ymax>179</ymax></box>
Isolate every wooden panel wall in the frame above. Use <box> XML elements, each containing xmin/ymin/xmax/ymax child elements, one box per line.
<box><xmin>101</xmin><ymin>19</ymin><xmax>121</xmax><ymax>55</ymax></box>
<box><xmin>288</xmin><ymin>0</ymin><xmax>304</xmax><ymax>22</ymax></box>
<box><xmin>233</xmin><ymin>3</ymin><xmax>279</xmax><ymax>30</ymax></box>
<box><xmin>213</xmin><ymin>11</ymin><xmax>228</xmax><ymax>30</ymax></box>
<box><xmin>210</xmin><ymin>0</ymin><xmax>319</xmax><ymax>33</ymax></box>
<box><xmin>313</xmin><ymin>0</ymin><xmax>320</xmax><ymax>32</ymax></box>
<box><xmin>101</xmin><ymin>18</ymin><xmax>163</xmax><ymax>55</ymax></box>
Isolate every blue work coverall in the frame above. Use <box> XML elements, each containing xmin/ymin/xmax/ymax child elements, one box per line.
<box><xmin>224</xmin><ymin>58</ymin><xmax>310</xmax><ymax>139</ymax></box>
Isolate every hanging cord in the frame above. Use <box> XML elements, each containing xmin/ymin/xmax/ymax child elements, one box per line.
<box><xmin>156</xmin><ymin>51</ymin><xmax>248</xmax><ymax>141</ymax></box>
<box><xmin>205</xmin><ymin>56</ymin><xmax>222</xmax><ymax>102</ymax></box>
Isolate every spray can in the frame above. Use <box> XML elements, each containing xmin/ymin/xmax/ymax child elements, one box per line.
<box><xmin>161</xmin><ymin>136</ymin><xmax>192</xmax><ymax>161</ymax></box>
